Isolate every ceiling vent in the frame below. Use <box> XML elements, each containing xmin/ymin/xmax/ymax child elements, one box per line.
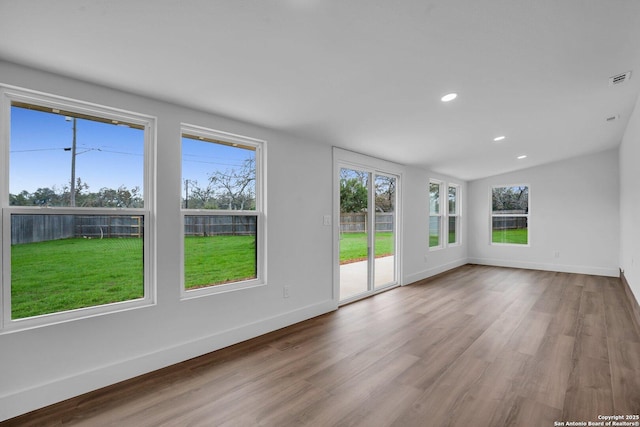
<box><xmin>609</xmin><ymin>71</ymin><xmax>631</xmax><ymax>86</ymax></box>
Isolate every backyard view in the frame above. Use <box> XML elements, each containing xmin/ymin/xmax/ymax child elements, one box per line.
<box><xmin>492</xmin><ymin>185</ymin><xmax>529</xmax><ymax>245</ymax></box>
<box><xmin>339</xmin><ymin>169</ymin><xmax>396</xmax><ymax>265</ymax></box>
<box><xmin>7</xmin><ymin>104</ymin><xmax>260</xmax><ymax>320</ymax></box>
<box><xmin>7</xmin><ymin>103</ymin><xmax>149</xmax><ymax>320</ymax></box>
<box><xmin>181</xmin><ymin>131</ymin><xmax>259</xmax><ymax>291</ymax></box>
<box><xmin>11</xmin><ymin>224</ymin><xmax>257</xmax><ymax>319</ymax></box>
<box><xmin>10</xmin><ymin>103</ymin><xmax>408</xmax><ymax>317</ymax></box>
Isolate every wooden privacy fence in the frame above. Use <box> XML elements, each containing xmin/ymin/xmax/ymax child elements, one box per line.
<box><xmin>340</xmin><ymin>212</ymin><xmax>394</xmax><ymax>233</ymax></box>
<box><xmin>184</xmin><ymin>215</ymin><xmax>256</xmax><ymax>236</ymax></box>
<box><xmin>12</xmin><ymin>214</ymin><xmax>258</xmax><ymax>244</ymax></box>
<box><xmin>11</xmin><ymin>214</ymin><xmax>74</xmax><ymax>245</ymax></box>
<box><xmin>11</xmin><ymin>214</ymin><xmax>143</xmax><ymax>244</ymax></box>
<box><xmin>75</xmin><ymin>215</ymin><xmax>142</xmax><ymax>239</ymax></box>
<box><xmin>492</xmin><ymin>217</ymin><xmax>528</xmax><ymax>230</ymax></box>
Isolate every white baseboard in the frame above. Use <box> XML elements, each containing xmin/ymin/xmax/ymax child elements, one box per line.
<box><xmin>467</xmin><ymin>257</ymin><xmax>619</xmax><ymax>277</ymax></box>
<box><xmin>0</xmin><ymin>299</ymin><xmax>337</xmax><ymax>422</ymax></box>
<box><xmin>403</xmin><ymin>258</ymin><xmax>469</xmax><ymax>285</ymax></box>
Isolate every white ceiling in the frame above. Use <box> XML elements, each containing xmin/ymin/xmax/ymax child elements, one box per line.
<box><xmin>1</xmin><ymin>0</ymin><xmax>639</xmax><ymax>180</ymax></box>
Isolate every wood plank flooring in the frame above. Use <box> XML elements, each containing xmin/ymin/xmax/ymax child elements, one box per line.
<box><xmin>4</xmin><ymin>265</ymin><xmax>640</xmax><ymax>426</ymax></box>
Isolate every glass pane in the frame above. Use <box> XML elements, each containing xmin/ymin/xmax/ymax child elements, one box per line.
<box><xmin>448</xmin><ymin>216</ymin><xmax>457</xmax><ymax>244</ymax></box>
<box><xmin>11</xmin><ymin>214</ymin><xmax>144</xmax><ymax>319</ymax></box>
<box><xmin>184</xmin><ymin>215</ymin><xmax>257</xmax><ymax>289</ymax></box>
<box><xmin>10</xmin><ymin>104</ymin><xmax>144</xmax><ymax>207</ymax></box>
<box><xmin>448</xmin><ymin>186</ymin><xmax>457</xmax><ymax>215</ymax></box>
<box><xmin>339</xmin><ymin>168</ymin><xmax>369</xmax><ymax>299</ymax></box>
<box><xmin>375</xmin><ymin>175</ymin><xmax>395</xmax><ymax>288</ymax></box>
<box><xmin>429</xmin><ymin>215</ymin><xmax>441</xmax><ymax>247</ymax></box>
<box><xmin>492</xmin><ymin>186</ymin><xmax>528</xmax><ymax>214</ymax></box>
<box><xmin>492</xmin><ymin>216</ymin><xmax>528</xmax><ymax>244</ymax></box>
<box><xmin>182</xmin><ymin>136</ymin><xmax>256</xmax><ymax>210</ymax></box>
<box><xmin>429</xmin><ymin>182</ymin><xmax>440</xmax><ymax>214</ymax></box>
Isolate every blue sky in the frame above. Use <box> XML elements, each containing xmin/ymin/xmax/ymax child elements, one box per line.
<box><xmin>10</xmin><ymin>106</ymin><xmax>144</xmax><ymax>195</ymax></box>
<box><xmin>10</xmin><ymin>106</ymin><xmax>253</xmax><ymax>198</ymax></box>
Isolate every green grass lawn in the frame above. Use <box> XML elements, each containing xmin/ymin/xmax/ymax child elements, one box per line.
<box><xmin>184</xmin><ymin>235</ymin><xmax>256</xmax><ymax>289</ymax></box>
<box><xmin>11</xmin><ymin>238</ymin><xmax>144</xmax><ymax>320</ymax></box>
<box><xmin>492</xmin><ymin>228</ymin><xmax>528</xmax><ymax>244</ymax></box>
<box><xmin>11</xmin><ymin>235</ymin><xmax>256</xmax><ymax>319</ymax></box>
<box><xmin>340</xmin><ymin>232</ymin><xmax>393</xmax><ymax>263</ymax></box>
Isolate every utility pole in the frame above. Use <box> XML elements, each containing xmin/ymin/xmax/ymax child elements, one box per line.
<box><xmin>184</xmin><ymin>179</ymin><xmax>189</xmax><ymax>209</ymax></box>
<box><xmin>65</xmin><ymin>117</ymin><xmax>77</xmax><ymax>207</ymax></box>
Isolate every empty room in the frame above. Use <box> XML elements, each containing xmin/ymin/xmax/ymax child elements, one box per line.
<box><xmin>1</xmin><ymin>1</ymin><xmax>639</xmax><ymax>426</ymax></box>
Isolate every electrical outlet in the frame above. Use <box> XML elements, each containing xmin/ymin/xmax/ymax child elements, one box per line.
<box><xmin>283</xmin><ymin>286</ymin><xmax>290</xmax><ymax>298</ymax></box>
<box><xmin>323</xmin><ymin>215</ymin><xmax>332</xmax><ymax>226</ymax></box>
<box><xmin>424</xmin><ymin>255</ymin><xmax>428</xmax><ymax>263</ymax></box>
<box><xmin>554</xmin><ymin>251</ymin><xmax>560</xmax><ymax>258</ymax></box>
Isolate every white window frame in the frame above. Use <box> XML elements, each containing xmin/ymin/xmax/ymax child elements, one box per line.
<box><xmin>447</xmin><ymin>183</ymin><xmax>461</xmax><ymax>246</ymax></box>
<box><xmin>0</xmin><ymin>85</ymin><xmax>156</xmax><ymax>332</ymax></box>
<box><xmin>490</xmin><ymin>184</ymin><xmax>530</xmax><ymax>247</ymax></box>
<box><xmin>429</xmin><ymin>179</ymin><xmax>444</xmax><ymax>250</ymax></box>
<box><xmin>180</xmin><ymin>123</ymin><xmax>266</xmax><ymax>299</ymax></box>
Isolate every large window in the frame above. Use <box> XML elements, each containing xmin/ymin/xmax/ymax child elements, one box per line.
<box><xmin>429</xmin><ymin>180</ymin><xmax>443</xmax><ymax>248</ymax></box>
<box><xmin>448</xmin><ymin>184</ymin><xmax>460</xmax><ymax>245</ymax></box>
<box><xmin>181</xmin><ymin>124</ymin><xmax>264</xmax><ymax>296</ymax></box>
<box><xmin>1</xmin><ymin>86</ymin><xmax>155</xmax><ymax>329</ymax></box>
<box><xmin>491</xmin><ymin>185</ymin><xmax>529</xmax><ymax>245</ymax></box>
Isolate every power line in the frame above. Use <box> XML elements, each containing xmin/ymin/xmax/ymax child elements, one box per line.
<box><xmin>10</xmin><ymin>147</ymin><xmax>68</xmax><ymax>153</ymax></box>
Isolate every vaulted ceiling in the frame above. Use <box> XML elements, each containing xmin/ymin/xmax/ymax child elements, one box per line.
<box><xmin>1</xmin><ymin>0</ymin><xmax>639</xmax><ymax>180</ymax></box>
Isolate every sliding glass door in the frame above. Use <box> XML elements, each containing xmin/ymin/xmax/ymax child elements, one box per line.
<box><xmin>339</xmin><ymin>167</ymin><xmax>397</xmax><ymax>302</ymax></box>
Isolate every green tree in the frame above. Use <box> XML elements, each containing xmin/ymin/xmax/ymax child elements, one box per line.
<box><xmin>340</xmin><ymin>178</ymin><xmax>367</xmax><ymax>213</ymax></box>
<box><xmin>9</xmin><ymin>182</ymin><xmax>143</xmax><ymax>208</ymax></box>
<box><xmin>91</xmin><ymin>185</ymin><xmax>143</xmax><ymax>208</ymax></box>
<box><xmin>492</xmin><ymin>186</ymin><xmax>528</xmax><ymax>213</ymax></box>
<box><xmin>9</xmin><ymin>190</ymin><xmax>31</xmax><ymax>206</ymax></box>
<box><xmin>32</xmin><ymin>187</ymin><xmax>61</xmax><ymax>206</ymax></box>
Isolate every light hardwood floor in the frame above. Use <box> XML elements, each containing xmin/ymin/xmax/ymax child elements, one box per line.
<box><xmin>4</xmin><ymin>265</ymin><xmax>640</xmax><ymax>426</ymax></box>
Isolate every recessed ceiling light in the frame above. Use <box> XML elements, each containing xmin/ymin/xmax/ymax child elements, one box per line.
<box><xmin>517</xmin><ymin>155</ymin><xmax>527</xmax><ymax>160</ymax></box>
<box><xmin>493</xmin><ymin>136</ymin><xmax>506</xmax><ymax>142</ymax></box>
<box><xmin>441</xmin><ymin>93</ymin><xmax>458</xmax><ymax>102</ymax></box>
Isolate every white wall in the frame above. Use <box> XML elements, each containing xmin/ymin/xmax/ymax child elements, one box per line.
<box><xmin>0</xmin><ymin>61</ymin><xmax>469</xmax><ymax>420</ymax></box>
<box><xmin>620</xmin><ymin>93</ymin><xmax>640</xmax><ymax>304</ymax></box>
<box><xmin>468</xmin><ymin>149</ymin><xmax>620</xmax><ymax>277</ymax></box>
